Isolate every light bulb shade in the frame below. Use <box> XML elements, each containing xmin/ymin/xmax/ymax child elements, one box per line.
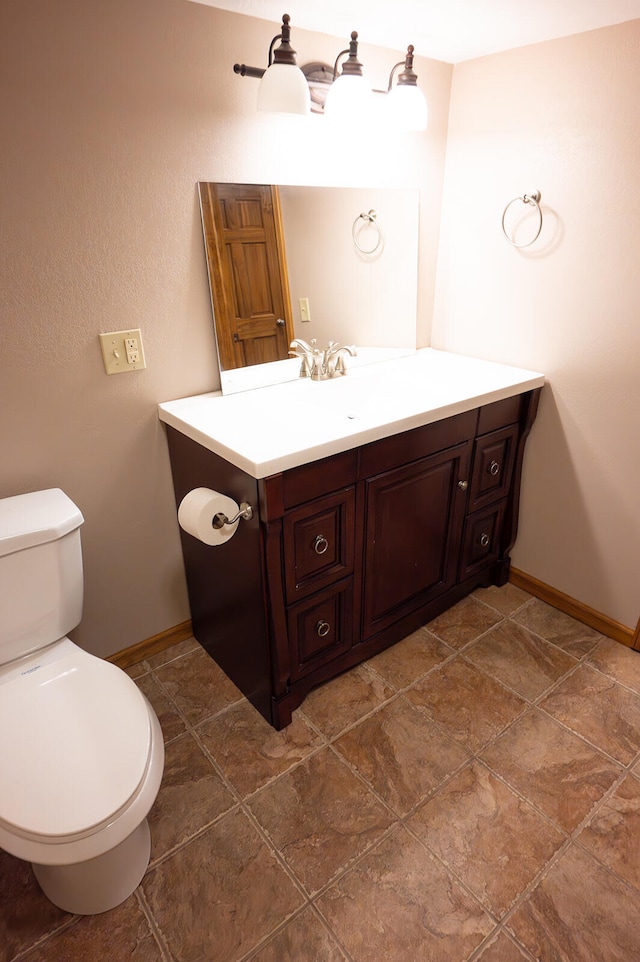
<box><xmin>324</xmin><ymin>73</ymin><xmax>373</xmax><ymax>123</ymax></box>
<box><xmin>386</xmin><ymin>83</ymin><xmax>428</xmax><ymax>131</ymax></box>
<box><xmin>257</xmin><ymin>63</ymin><xmax>310</xmax><ymax>115</ymax></box>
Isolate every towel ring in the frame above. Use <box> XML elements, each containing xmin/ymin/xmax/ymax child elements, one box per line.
<box><xmin>501</xmin><ymin>191</ymin><xmax>543</xmax><ymax>248</ymax></box>
<box><xmin>352</xmin><ymin>209</ymin><xmax>382</xmax><ymax>254</ymax></box>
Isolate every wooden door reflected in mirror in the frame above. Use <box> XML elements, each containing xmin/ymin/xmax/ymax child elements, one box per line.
<box><xmin>199</xmin><ymin>183</ymin><xmax>295</xmax><ymax>371</ymax></box>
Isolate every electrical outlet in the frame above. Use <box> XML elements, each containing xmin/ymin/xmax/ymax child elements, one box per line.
<box><xmin>98</xmin><ymin>329</ymin><xmax>146</xmax><ymax>375</ymax></box>
<box><xmin>299</xmin><ymin>297</ymin><xmax>311</xmax><ymax>323</ymax></box>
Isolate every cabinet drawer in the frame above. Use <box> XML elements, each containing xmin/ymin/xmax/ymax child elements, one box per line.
<box><xmin>283</xmin><ymin>488</ymin><xmax>355</xmax><ymax>604</ymax></box>
<box><xmin>459</xmin><ymin>501</ymin><xmax>506</xmax><ymax>580</ymax></box>
<box><xmin>287</xmin><ymin>580</ymin><xmax>354</xmax><ymax>682</ymax></box>
<box><xmin>469</xmin><ymin>425</ymin><xmax>518</xmax><ymax>512</ymax></box>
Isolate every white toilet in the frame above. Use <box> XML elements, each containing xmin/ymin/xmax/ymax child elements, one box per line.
<box><xmin>0</xmin><ymin>488</ymin><xmax>164</xmax><ymax>915</ymax></box>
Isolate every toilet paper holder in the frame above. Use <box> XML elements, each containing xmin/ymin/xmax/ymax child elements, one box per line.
<box><xmin>212</xmin><ymin>501</ymin><xmax>253</xmax><ymax>529</ymax></box>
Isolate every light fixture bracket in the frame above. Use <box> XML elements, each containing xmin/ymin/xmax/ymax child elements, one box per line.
<box><xmin>269</xmin><ymin>13</ymin><xmax>298</xmax><ymax>67</ymax></box>
<box><xmin>333</xmin><ymin>31</ymin><xmax>364</xmax><ymax>79</ymax></box>
<box><xmin>388</xmin><ymin>45</ymin><xmax>419</xmax><ymax>90</ymax></box>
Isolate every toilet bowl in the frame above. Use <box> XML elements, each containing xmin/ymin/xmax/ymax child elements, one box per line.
<box><xmin>0</xmin><ymin>489</ymin><xmax>165</xmax><ymax>914</ymax></box>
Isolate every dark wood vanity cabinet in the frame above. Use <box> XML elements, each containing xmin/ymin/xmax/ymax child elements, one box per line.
<box><xmin>165</xmin><ymin>388</ymin><xmax>540</xmax><ymax>729</ymax></box>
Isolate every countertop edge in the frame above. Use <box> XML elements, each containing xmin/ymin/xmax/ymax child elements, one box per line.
<box><xmin>158</xmin><ymin>371</ymin><xmax>545</xmax><ymax>479</ymax></box>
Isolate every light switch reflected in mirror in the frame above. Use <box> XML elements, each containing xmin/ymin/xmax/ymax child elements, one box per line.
<box><xmin>198</xmin><ymin>183</ymin><xmax>419</xmax><ymax>395</ymax></box>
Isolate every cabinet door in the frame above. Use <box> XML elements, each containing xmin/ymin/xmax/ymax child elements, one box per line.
<box><xmin>362</xmin><ymin>442</ymin><xmax>471</xmax><ymax>638</ymax></box>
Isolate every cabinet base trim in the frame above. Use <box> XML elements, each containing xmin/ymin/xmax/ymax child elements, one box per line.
<box><xmin>107</xmin><ymin>620</ymin><xmax>194</xmax><ymax>669</ymax></box>
<box><xmin>509</xmin><ymin>568</ymin><xmax>634</xmax><ymax>647</ymax></box>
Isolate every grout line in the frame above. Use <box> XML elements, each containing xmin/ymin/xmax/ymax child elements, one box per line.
<box><xmin>135</xmin><ymin>887</ymin><xmax>176</xmax><ymax>962</ymax></box>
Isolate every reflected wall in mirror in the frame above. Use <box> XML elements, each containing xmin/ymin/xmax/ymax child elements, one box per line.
<box><xmin>198</xmin><ymin>182</ymin><xmax>419</xmax><ymax>394</ymax></box>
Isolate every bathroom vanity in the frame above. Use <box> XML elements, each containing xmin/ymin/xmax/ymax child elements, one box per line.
<box><xmin>159</xmin><ymin>349</ymin><xmax>544</xmax><ymax>729</ymax></box>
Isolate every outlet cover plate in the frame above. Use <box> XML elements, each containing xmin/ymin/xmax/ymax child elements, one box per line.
<box><xmin>99</xmin><ymin>329</ymin><xmax>146</xmax><ymax>375</ymax></box>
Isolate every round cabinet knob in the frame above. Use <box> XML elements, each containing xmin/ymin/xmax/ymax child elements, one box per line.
<box><xmin>458</xmin><ymin>480</ymin><xmax>469</xmax><ymax>491</ymax></box>
<box><xmin>314</xmin><ymin>535</ymin><xmax>329</xmax><ymax>555</ymax></box>
<box><xmin>316</xmin><ymin>620</ymin><xmax>331</xmax><ymax>637</ymax></box>
<box><xmin>479</xmin><ymin>533</ymin><xmax>490</xmax><ymax>547</ymax></box>
<box><xmin>489</xmin><ymin>460</ymin><xmax>500</xmax><ymax>476</ymax></box>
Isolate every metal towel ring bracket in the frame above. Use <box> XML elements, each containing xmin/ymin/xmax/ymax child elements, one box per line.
<box><xmin>352</xmin><ymin>209</ymin><xmax>383</xmax><ymax>254</ymax></box>
<box><xmin>501</xmin><ymin>190</ymin><xmax>543</xmax><ymax>248</ymax></box>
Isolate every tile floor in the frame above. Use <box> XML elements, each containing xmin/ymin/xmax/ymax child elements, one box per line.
<box><xmin>4</xmin><ymin>584</ymin><xmax>640</xmax><ymax>961</ymax></box>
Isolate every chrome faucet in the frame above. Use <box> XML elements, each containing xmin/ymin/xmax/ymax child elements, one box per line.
<box><xmin>288</xmin><ymin>338</ymin><xmax>317</xmax><ymax>378</ymax></box>
<box><xmin>289</xmin><ymin>339</ymin><xmax>357</xmax><ymax>380</ymax></box>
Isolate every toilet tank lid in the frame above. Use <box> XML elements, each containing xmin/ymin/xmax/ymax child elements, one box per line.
<box><xmin>0</xmin><ymin>488</ymin><xmax>84</xmax><ymax>558</ymax></box>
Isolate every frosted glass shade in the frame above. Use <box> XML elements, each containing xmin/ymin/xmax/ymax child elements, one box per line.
<box><xmin>324</xmin><ymin>74</ymin><xmax>373</xmax><ymax>123</ymax></box>
<box><xmin>257</xmin><ymin>63</ymin><xmax>310</xmax><ymax>115</ymax></box>
<box><xmin>386</xmin><ymin>83</ymin><xmax>428</xmax><ymax>131</ymax></box>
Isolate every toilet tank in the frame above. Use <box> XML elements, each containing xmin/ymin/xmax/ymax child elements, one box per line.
<box><xmin>0</xmin><ymin>489</ymin><xmax>84</xmax><ymax>664</ymax></box>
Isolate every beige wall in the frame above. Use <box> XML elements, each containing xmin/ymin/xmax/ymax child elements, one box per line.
<box><xmin>432</xmin><ymin>21</ymin><xmax>640</xmax><ymax>628</ymax></box>
<box><xmin>1</xmin><ymin>0</ymin><xmax>452</xmax><ymax>656</ymax></box>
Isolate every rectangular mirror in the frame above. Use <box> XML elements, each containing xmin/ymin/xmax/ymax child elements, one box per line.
<box><xmin>198</xmin><ymin>183</ymin><xmax>419</xmax><ymax>394</ymax></box>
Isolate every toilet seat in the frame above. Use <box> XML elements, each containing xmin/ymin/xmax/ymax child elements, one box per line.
<box><xmin>0</xmin><ymin>648</ymin><xmax>151</xmax><ymax>841</ymax></box>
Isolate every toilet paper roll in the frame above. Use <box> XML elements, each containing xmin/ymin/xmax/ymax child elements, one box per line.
<box><xmin>177</xmin><ymin>488</ymin><xmax>241</xmax><ymax>546</ymax></box>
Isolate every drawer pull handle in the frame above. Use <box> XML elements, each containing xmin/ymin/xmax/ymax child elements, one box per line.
<box><xmin>458</xmin><ymin>480</ymin><xmax>469</xmax><ymax>491</ymax></box>
<box><xmin>488</xmin><ymin>460</ymin><xmax>500</xmax><ymax>476</ymax></box>
<box><xmin>314</xmin><ymin>535</ymin><xmax>329</xmax><ymax>555</ymax></box>
<box><xmin>479</xmin><ymin>533</ymin><xmax>490</xmax><ymax>547</ymax></box>
<box><xmin>316</xmin><ymin>620</ymin><xmax>331</xmax><ymax>637</ymax></box>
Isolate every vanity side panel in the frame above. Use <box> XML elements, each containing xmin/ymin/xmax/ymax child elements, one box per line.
<box><xmin>164</xmin><ymin>427</ymin><xmax>272</xmax><ymax>721</ymax></box>
<box><xmin>498</xmin><ymin>388</ymin><xmax>542</xmax><ymax>572</ymax></box>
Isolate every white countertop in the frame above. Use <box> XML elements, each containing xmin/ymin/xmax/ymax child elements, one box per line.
<box><xmin>158</xmin><ymin>349</ymin><xmax>545</xmax><ymax>479</ymax></box>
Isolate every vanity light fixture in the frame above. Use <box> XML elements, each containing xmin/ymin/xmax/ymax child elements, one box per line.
<box><xmin>233</xmin><ymin>13</ymin><xmax>427</xmax><ymax>130</ymax></box>
<box><xmin>323</xmin><ymin>31</ymin><xmax>373</xmax><ymax>123</ymax></box>
<box><xmin>384</xmin><ymin>45</ymin><xmax>428</xmax><ymax>131</ymax></box>
<box><xmin>233</xmin><ymin>14</ymin><xmax>311</xmax><ymax>116</ymax></box>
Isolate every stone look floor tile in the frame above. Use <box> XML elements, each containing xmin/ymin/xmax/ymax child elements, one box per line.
<box><xmin>136</xmin><ymin>671</ymin><xmax>188</xmax><ymax>743</ymax></box>
<box><xmin>539</xmin><ymin>663</ymin><xmax>640</xmax><ymax>764</ymax></box>
<box><xmin>141</xmin><ymin>808</ymin><xmax>304</xmax><ymax>962</ymax></box>
<box><xmin>317</xmin><ymin>824</ymin><xmax>494</xmax><ymax>962</ymax></box>
<box><xmin>405</xmin><ymin>657</ymin><xmax>527</xmax><ymax>752</ymax></box>
<box><xmin>153</xmin><ymin>645</ymin><xmax>243</xmax><ymax>726</ymax></box>
<box><xmin>410</xmin><ymin>761</ymin><xmax>564</xmax><ymax>917</ymax></box>
<box><xmin>17</xmin><ymin>896</ymin><xmax>165</xmax><ymax>962</ymax></box>
<box><xmin>334</xmin><ymin>697</ymin><xmax>470</xmax><ymax>816</ymax></box>
<box><xmin>299</xmin><ymin>664</ymin><xmax>395</xmax><ymax>738</ymax></box>
<box><xmin>0</xmin><ymin>851</ymin><xmax>71</xmax><ymax>962</ymax></box>
<box><xmin>512</xmin><ymin>599</ymin><xmax>603</xmax><ymax>657</ymax></box>
<box><xmin>426</xmin><ymin>595</ymin><xmax>503</xmax><ymax>649</ymax></box>
<box><xmin>196</xmin><ymin>699</ymin><xmax>325</xmax><ymax>798</ymax></box>
<box><xmin>247</xmin><ymin>747</ymin><xmax>394</xmax><ymax>895</ymax></box>
<box><xmin>9</xmin><ymin>586</ymin><xmax>640</xmax><ymax>962</ymax></box>
<box><xmin>578</xmin><ymin>774</ymin><xmax>640</xmax><ymax>891</ymax></box>
<box><xmin>144</xmin><ymin>637</ymin><xmax>200</xmax><ymax>670</ymax></box>
<box><xmin>481</xmin><ymin>709</ymin><xmax>622</xmax><ymax>832</ymax></box>
<box><xmin>475</xmin><ymin>931</ymin><xmax>534</xmax><ymax>961</ymax></box>
<box><xmin>509</xmin><ymin>844</ymin><xmax>640</xmax><ymax>961</ymax></box>
<box><xmin>366</xmin><ymin>627</ymin><xmax>453</xmax><ymax>689</ymax></box>
<box><xmin>148</xmin><ymin>731</ymin><xmax>236</xmax><ymax>861</ymax></box>
<box><xmin>249</xmin><ymin>907</ymin><xmax>350</xmax><ymax>962</ymax></box>
<box><xmin>464</xmin><ymin>622</ymin><xmax>577</xmax><ymax>700</ymax></box>
<box><xmin>587</xmin><ymin>637</ymin><xmax>640</xmax><ymax>693</ymax></box>
<box><xmin>473</xmin><ymin>583</ymin><xmax>532</xmax><ymax>615</ymax></box>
